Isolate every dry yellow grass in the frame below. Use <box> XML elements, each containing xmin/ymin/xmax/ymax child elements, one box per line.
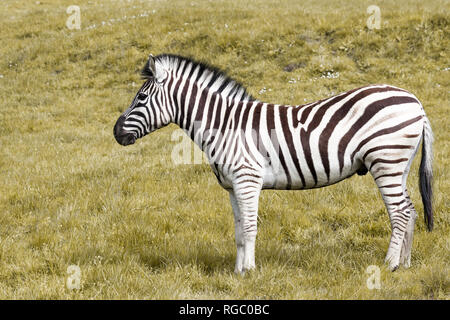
<box><xmin>0</xmin><ymin>0</ymin><xmax>448</xmax><ymax>299</ymax></box>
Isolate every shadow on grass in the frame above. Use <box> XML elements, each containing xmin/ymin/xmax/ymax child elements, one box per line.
<box><xmin>134</xmin><ymin>233</ymin><xmax>388</xmax><ymax>275</ymax></box>
<box><xmin>137</xmin><ymin>247</ymin><xmax>236</xmax><ymax>275</ymax></box>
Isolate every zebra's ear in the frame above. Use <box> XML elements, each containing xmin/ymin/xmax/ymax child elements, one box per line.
<box><xmin>142</xmin><ymin>54</ymin><xmax>167</xmax><ymax>81</ymax></box>
<box><xmin>148</xmin><ymin>54</ymin><xmax>156</xmax><ymax>76</ymax></box>
<box><xmin>141</xmin><ymin>54</ymin><xmax>157</xmax><ymax>79</ymax></box>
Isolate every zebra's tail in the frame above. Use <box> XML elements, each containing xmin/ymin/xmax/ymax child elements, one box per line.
<box><xmin>419</xmin><ymin>116</ymin><xmax>434</xmax><ymax>232</ymax></box>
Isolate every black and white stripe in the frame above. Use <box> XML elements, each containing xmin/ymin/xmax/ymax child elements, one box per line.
<box><xmin>114</xmin><ymin>54</ymin><xmax>433</xmax><ymax>273</ymax></box>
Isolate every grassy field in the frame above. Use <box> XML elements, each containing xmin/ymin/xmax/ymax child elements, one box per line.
<box><xmin>0</xmin><ymin>0</ymin><xmax>448</xmax><ymax>299</ymax></box>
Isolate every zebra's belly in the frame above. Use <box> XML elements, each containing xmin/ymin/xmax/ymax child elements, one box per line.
<box><xmin>261</xmin><ymin>162</ymin><xmax>360</xmax><ymax>190</ymax></box>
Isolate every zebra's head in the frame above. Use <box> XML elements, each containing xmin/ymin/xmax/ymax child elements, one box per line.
<box><xmin>114</xmin><ymin>54</ymin><xmax>170</xmax><ymax>146</ymax></box>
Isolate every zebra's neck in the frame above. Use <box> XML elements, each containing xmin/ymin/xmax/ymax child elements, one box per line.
<box><xmin>153</xmin><ymin>54</ymin><xmax>254</xmax><ymax>155</ymax></box>
<box><xmin>172</xmin><ymin>79</ymin><xmax>244</xmax><ymax>154</ymax></box>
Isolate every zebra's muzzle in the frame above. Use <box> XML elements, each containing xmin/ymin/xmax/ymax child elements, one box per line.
<box><xmin>114</xmin><ymin>116</ymin><xmax>136</xmax><ymax>146</ymax></box>
<box><xmin>115</xmin><ymin>132</ymin><xmax>136</xmax><ymax>146</ymax></box>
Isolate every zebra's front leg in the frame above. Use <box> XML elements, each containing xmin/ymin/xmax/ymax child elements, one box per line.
<box><xmin>229</xmin><ymin>191</ymin><xmax>245</xmax><ymax>273</ymax></box>
<box><xmin>229</xmin><ymin>181</ymin><xmax>262</xmax><ymax>274</ymax></box>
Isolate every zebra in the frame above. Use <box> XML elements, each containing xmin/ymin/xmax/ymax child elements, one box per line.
<box><xmin>114</xmin><ymin>54</ymin><xmax>433</xmax><ymax>274</ymax></box>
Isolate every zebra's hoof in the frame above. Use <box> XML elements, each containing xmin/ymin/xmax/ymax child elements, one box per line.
<box><xmin>235</xmin><ymin>266</ymin><xmax>255</xmax><ymax>276</ymax></box>
<box><xmin>385</xmin><ymin>252</ymin><xmax>400</xmax><ymax>272</ymax></box>
<box><xmin>390</xmin><ymin>264</ymin><xmax>399</xmax><ymax>272</ymax></box>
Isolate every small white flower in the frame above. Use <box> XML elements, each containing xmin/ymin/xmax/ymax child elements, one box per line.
<box><xmin>321</xmin><ymin>70</ymin><xmax>340</xmax><ymax>79</ymax></box>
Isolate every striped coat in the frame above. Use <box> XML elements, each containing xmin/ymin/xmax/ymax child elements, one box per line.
<box><xmin>114</xmin><ymin>54</ymin><xmax>433</xmax><ymax>273</ymax></box>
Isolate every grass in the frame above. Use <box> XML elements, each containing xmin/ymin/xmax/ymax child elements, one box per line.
<box><xmin>0</xmin><ymin>0</ymin><xmax>449</xmax><ymax>299</ymax></box>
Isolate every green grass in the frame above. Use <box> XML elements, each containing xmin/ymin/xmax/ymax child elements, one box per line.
<box><xmin>0</xmin><ymin>0</ymin><xmax>449</xmax><ymax>299</ymax></box>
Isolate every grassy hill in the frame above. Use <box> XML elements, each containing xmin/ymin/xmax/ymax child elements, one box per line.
<box><xmin>0</xmin><ymin>0</ymin><xmax>448</xmax><ymax>299</ymax></box>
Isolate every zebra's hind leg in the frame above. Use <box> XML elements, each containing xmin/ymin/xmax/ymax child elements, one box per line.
<box><xmin>399</xmin><ymin>189</ymin><xmax>418</xmax><ymax>268</ymax></box>
<box><xmin>366</xmin><ymin>132</ymin><xmax>422</xmax><ymax>270</ymax></box>
<box><xmin>397</xmin><ymin>139</ymin><xmax>421</xmax><ymax>268</ymax></box>
<box><xmin>370</xmin><ymin>167</ymin><xmax>412</xmax><ymax>271</ymax></box>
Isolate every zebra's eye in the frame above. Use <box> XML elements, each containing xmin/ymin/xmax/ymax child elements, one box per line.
<box><xmin>137</xmin><ymin>93</ymin><xmax>147</xmax><ymax>100</ymax></box>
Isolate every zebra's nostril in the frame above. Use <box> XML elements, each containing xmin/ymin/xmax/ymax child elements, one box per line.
<box><xmin>115</xmin><ymin>132</ymin><xmax>136</xmax><ymax>146</ymax></box>
<box><xmin>126</xmin><ymin>133</ymin><xmax>136</xmax><ymax>145</ymax></box>
<box><xmin>114</xmin><ymin>115</ymin><xmax>126</xmax><ymax>138</ymax></box>
<box><xmin>114</xmin><ymin>116</ymin><xmax>136</xmax><ymax>145</ymax></box>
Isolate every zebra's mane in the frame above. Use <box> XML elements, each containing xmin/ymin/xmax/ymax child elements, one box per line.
<box><xmin>141</xmin><ymin>54</ymin><xmax>255</xmax><ymax>102</ymax></box>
